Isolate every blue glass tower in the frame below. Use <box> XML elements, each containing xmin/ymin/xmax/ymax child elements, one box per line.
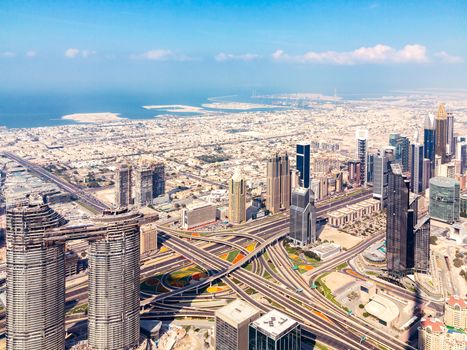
<box><xmin>296</xmin><ymin>143</ymin><xmax>310</xmax><ymax>188</ymax></box>
<box><xmin>423</xmin><ymin>114</ymin><xmax>436</xmax><ymax>178</ymax></box>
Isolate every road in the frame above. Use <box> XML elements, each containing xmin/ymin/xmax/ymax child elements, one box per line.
<box><xmin>2</xmin><ymin>152</ymin><xmax>109</xmax><ymax>212</ymax></box>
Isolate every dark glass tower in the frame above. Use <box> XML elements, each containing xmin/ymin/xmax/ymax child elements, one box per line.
<box><xmin>389</xmin><ymin>133</ymin><xmax>410</xmax><ymax>172</ymax></box>
<box><xmin>386</xmin><ymin>163</ymin><xmax>415</xmax><ymax>276</ymax></box>
<box><xmin>435</xmin><ymin>103</ymin><xmax>448</xmax><ymax>164</ymax></box>
<box><xmin>296</xmin><ymin>143</ymin><xmax>310</xmax><ymax>188</ymax></box>
<box><xmin>423</xmin><ymin>114</ymin><xmax>436</xmax><ymax>179</ymax></box>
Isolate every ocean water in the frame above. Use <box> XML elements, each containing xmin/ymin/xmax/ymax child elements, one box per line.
<box><xmin>0</xmin><ymin>90</ymin><xmax>225</xmax><ymax>129</ymax></box>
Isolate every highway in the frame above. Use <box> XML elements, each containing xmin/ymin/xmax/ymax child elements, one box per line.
<box><xmin>2</xmin><ymin>152</ymin><xmax>109</xmax><ymax>212</ymax></box>
<box><xmin>157</xmin><ymin>229</ymin><xmax>417</xmax><ymax>350</ymax></box>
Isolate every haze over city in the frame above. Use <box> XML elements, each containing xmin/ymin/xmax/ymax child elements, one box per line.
<box><xmin>0</xmin><ymin>1</ymin><xmax>466</xmax><ymax>350</ymax></box>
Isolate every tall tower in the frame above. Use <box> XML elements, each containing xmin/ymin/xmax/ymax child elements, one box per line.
<box><xmin>115</xmin><ymin>163</ymin><xmax>132</xmax><ymax>208</ymax></box>
<box><xmin>6</xmin><ymin>200</ymin><xmax>67</xmax><ymax>350</ymax></box>
<box><xmin>134</xmin><ymin>165</ymin><xmax>153</xmax><ymax>206</ymax></box>
<box><xmin>410</xmin><ymin>131</ymin><xmax>425</xmax><ymax>194</ymax></box>
<box><xmin>446</xmin><ymin>112</ymin><xmax>455</xmax><ymax>157</ymax></box>
<box><xmin>355</xmin><ymin>128</ymin><xmax>368</xmax><ymax>186</ymax></box>
<box><xmin>372</xmin><ymin>147</ymin><xmax>392</xmax><ymax>206</ymax></box>
<box><xmin>289</xmin><ymin>187</ymin><xmax>316</xmax><ymax>247</ymax></box>
<box><xmin>88</xmin><ymin>209</ymin><xmax>142</xmax><ymax>350</ymax></box>
<box><xmin>296</xmin><ymin>142</ymin><xmax>310</xmax><ymax>188</ymax></box>
<box><xmin>435</xmin><ymin>103</ymin><xmax>448</xmax><ymax>164</ymax></box>
<box><xmin>228</xmin><ymin>169</ymin><xmax>246</xmax><ymax>224</ymax></box>
<box><xmin>151</xmin><ymin>162</ymin><xmax>165</xmax><ymax>198</ymax></box>
<box><xmin>389</xmin><ymin>133</ymin><xmax>410</xmax><ymax>172</ymax></box>
<box><xmin>386</xmin><ymin>163</ymin><xmax>415</xmax><ymax>276</ymax></box>
<box><xmin>266</xmin><ymin>153</ymin><xmax>291</xmax><ymax>214</ymax></box>
<box><xmin>423</xmin><ymin>113</ymin><xmax>436</xmax><ymax>179</ymax></box>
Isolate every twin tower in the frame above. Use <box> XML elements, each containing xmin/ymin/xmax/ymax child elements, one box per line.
<box><xmin>6</xmin><ymin>200</ymin><xmax>142</xmax><ymax>350</ymax></box>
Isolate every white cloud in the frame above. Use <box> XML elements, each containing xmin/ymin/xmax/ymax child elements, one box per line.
<box><xmin>215</xmin><ymin>52</ymin><xmax>260</xmax><ymax>62</ymax></box>
<box><xmin>272</xmin><ymin>44</ymin><xmax>428</xmax><ymax>65</ymax></box>
<box><xmin>1</xmin><ymin>51</ymin><xmax>16</xmax><ymax>57</ymax></box>
<box><xmin>65</xmin><ymin>48</ymin><xmax>80</xmax><ymax>58</ymax></box>
<box><xmin>434</xmin><ymin>51</ymin><xmax>464</xmax><ymax>64</ymax></box>
<box><xmin>26</xmin><ymin>50</ymin><xmax>37</xmax><ymax>57</ymax></box>
<box><xmin>65</xmin><ymin>48</ymin><xmax>95</xmax><ymax>58</ymax></box>
<box><xmin>131</xmin><ymin>49</ymin><xmax>192</xmax><ymax>61</ymax></box>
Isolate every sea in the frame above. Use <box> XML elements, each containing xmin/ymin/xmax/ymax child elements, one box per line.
<box><xmin>0</xmin><ymin>90</ymin><xmax>283</xmax><ymax>129</ymax></box>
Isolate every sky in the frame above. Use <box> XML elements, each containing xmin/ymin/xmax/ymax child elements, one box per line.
<box><xmin>1</xmin><ymin>0</ymin><xmax>467</xmax><ymax>95</ymax></box>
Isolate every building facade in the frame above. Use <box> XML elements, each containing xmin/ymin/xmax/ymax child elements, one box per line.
<box><xmin>248</xmin><ymin>310</ymin><xmax>301</xmax><ymax>350</ymax></box>
<box><xmin>356</xmin><ymin>128</ymin><xmax>368</xmax><ymax>186</ymax></box>
<box><xmin>444</xmin><ymin>295</ymin><xmax>467</xmax><ymax>330</ymax></box>
<box><xmin>289</xmin><ymin>187</ymin><xmax>316</xmax><ymax>246</ymax></box>
<box><xmin>88</xmin><ymin>209</ymin><xmax>142</xmax><ymax>350</ymax></box>
<box><xmin>182</xmin><ymin>201</ymin><xmax>217</xmax><ymax>230</ymax></box>
<box><xmin>215</xmin><ymin>299</ymin><xmax>260</xmax><ymax>350</ymax></box>
<box><xmin>229</xmin><ymin>169</ymin><xmax>246</xmax><ymax>224</ymax></box>
<box><xmin>6</xmin><ymin>201</ymin><xmax>67</xmax><ymax>350</ymax></box>
<box><xmin>266</xmin><ymin>153</ymin><xmax>291</xmax><ymax>214</ymax></box>
<box><xmin>436</xmin><ymin>104</ymin><xmax>449</xmax><ymax>164</ymax></box>
<box><xmin>429</xmin><ymin>177</ymin><xmax>460</xmax><ymax>224</ymax></box>
<box><xmin>410</xmin><ymin>141</ymin><xmax>425</xmax><ymax>194</ymax></box>
<box><xmin>424</xmin><ymin>114</ymin><xmax>437</xmax><ymax>180</ymax></box>
<box><xmin>296</xmin><ymin>143</ymin><xmax>310</xmax><ymax>188</ymax></box>
<box><xmin>389</xmin><ymin>133</ymin><xmax>410</xmax><ymax>172</ymax></box>
<box><xmin>115</xmin><ymin>163</ymin><xmax>132</xmax><ymax>207</ymax></box>
<box><xmin>414</xmin><ymin>216</ymin><xmax>430</xmax><ymax>273</ymax></box>
<box><xmin>386</xmin><ymin>163</ymin><xmax>415</xmax><ymax>275</ymax></box>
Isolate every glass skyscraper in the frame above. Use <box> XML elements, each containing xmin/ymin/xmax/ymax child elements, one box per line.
<box><xmin>429</xmin><ymin>177</ymin><xmax>460</xmax><ymax>224</ymax></box>
<box><xmin>296</xmin><ymin>143</ymin><xmax>310</xmax><ymax>188</ymax></box>
<box><xmin>355</xmin><ymin>128</ymin><xmax>368</xmax><ymax>186</ymax></box>
<box><xmin>249</xmin><ymin>310</ymin><xmax>301</xmax><ymax>350</ymax></box>
<box><xmin>389</xmin><ymin>133</ymin><xmax>410</xmax><ymax>172</ymax></box>
<box><xmin>423</xmin><ymin>114</ymin><xmax>436</xmax><ymax>179</ymax></box>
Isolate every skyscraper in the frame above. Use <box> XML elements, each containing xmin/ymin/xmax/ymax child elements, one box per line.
<box><xmin>248</xmin><ymin>310</ymin><xmax>301</xmax><ymax>350</ymax></box>
<box><xmin>414</xmin><ymin>216</ymin><xmax>430</xmax><ymax>273</ymax></box>
<box><xmin>423</xmin><ymin>113</ymin><xmax>436</xmax><ymax>179</ymax></box>
<box><xmin>446</xmin><ymin>112</ymin><xmax>455</xmax><ymax>157</ymax></box>
<box><xmin>151</xmin><ymin>162</ymin><xmax>165</xmax><ymax>198</ymax></box>
<box><xmin>266</xmin><ymin>152</ymin><xmax>291</xmax><ymax>214</ymax></box>
<box><xmin>115</xmin><ymin>163</ymin><xmax>132</xmax><ymax>207</ymax></box>
<box><xmin>435</xmin><ymin>103</ymin><xmax>448</xmax><ymax>164</ymax></box>
<box><xmin>386</xmin><ymin>163</ymin><xmax>415</xmax><ymax>276</ymax></box>
<box><xmin>134</xmin><ymin>165</ymin><xmax>153</xmax><ymax>206</ymax></box>
<box><xmin>215</xmin><ymin>299</ymin><xmax>260</xmax><ymax>350</ymax></box>
<box><xmin>389</xmin><ymin>133</ymin><xmax>410</xmax><ymax>172</ymax></box>
<box><xmin>289</xmin><ymin>187</ymin><xmax>316</xmax><ymax>246</ymax></box>
<box><xmin>373</xmin><ymin>149</ymin><xmax>390</xmax><ymax>206</ymax></box>
<box><xmin>229</xmin><ymin>169</ymin><xmax>246</xmax><ymax>224</ymax></box>
<box><xmin>88</xmin><ymin>209</ymin><xmax>142</xmax><ymax>350</ymax></box>
<box><xmin>6</xmin><ymin>199</ymin><xmax>67</xmax><ymax>350</ymax></box>
<box><xmin>355</xmin><ymin>128</ymin><xmax>368</xmax><ymax>186</ymax></box>
<box><xmin>455</xmin><ymin>138</ymin><xmax>466</xmax><ymax>175</ymax></box>
<box><xmin>410</xmin><ymin>131</ymin><xmax>425</xmax><ymax>194</ymax></box>
<box><xmin>296</xmin><ymin>142</ymin><xmax>310</xmax><ymax>188</ymax></box>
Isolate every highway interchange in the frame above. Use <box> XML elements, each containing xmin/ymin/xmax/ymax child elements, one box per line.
<box><xmin>0</xmin><ymin>152</ymin><xmax>431</xmax><ymax>349</ymax></box>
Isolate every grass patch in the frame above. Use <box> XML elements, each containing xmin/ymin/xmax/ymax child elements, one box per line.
<box><xmin>141</xmin><ymin>274</ymin><xmax>170</xmax><ymax>293</ymax></box>
<box><xmin>335</xmin><ymin>262</ymin><xmax>348</xmax><ymax>271</ymax></box>
<box><xmin>67</xmin><ymin>303</ymin><xmax>88</xmax><ymax>315</ymax></box>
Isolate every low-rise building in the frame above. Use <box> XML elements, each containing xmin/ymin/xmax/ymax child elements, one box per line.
<box><xmin>182</xmin><ymin>201</ymin><xmax>217</xmax><ymax>230</ymax></box>
<box><xmin>418</xmin><ymin>317</ymin><xmax>466</xmax><ymax>350</ymax></box>
<box><xmin>328</xmin><ymin>198</ymin><xmax>381</xmax><ymax>228</ymax></box>
<box><xmin>309</xmin><ymin>242</ymin><xmax>341</xmax><ymax>260</ymax></box>
<box><xmin>444</xmin><ymin>295</ymin><xmax>467</xmax><ymax>330</ymax></box>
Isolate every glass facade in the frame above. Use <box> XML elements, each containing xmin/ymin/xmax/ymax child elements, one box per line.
<box><xmin>296</xmin><ymin>143</ymin><xmax>310</xmax><ymax>188</ymax></box>
<box><xmin>248</xmin><ymin>324</ymin><xmax>301</xmax><ymax>350</ymax></box>
<box><xmin>429</xmin><ymin>177</ymin><xmax>460</xmax><ymax>224</ymax></box>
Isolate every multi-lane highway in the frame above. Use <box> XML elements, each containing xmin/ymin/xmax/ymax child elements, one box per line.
<box><xmin>2</xmin><ymin>152</ymin><xmax>109</xmax><ymax>212</ymax></box>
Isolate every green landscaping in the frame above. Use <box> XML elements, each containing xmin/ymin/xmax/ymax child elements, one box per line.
<box><xmin>141</xmin><ymin>274</ymin><xmax>170</xmax><ymax>294</ymax></box>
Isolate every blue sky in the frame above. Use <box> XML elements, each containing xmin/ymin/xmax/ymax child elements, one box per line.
<box><xmin>1</xmin><ymin>0</ymin><xmax>466</xmax><ymax>95</ymax></box>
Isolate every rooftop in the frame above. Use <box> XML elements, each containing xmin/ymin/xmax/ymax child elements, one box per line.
<box><xmin>251</xmin><ymin>309</ymin><xmax>298</xmax><ymax>340</ymax></box>
<box><xmin>420</xmin><ymin>317</ymin><xmax>445</xmax><ymax>333</ymax></box>
<box><xmin>430</xmin><ymin>176</ymin><xmax>459</xmax><ymax>188</ymax></box>
<box><xmin>446</xmin><ymin>295</ymin><xmax>466</xmax><ymax>309</ymax></box>
<box><xmin>215</xmin><ymin>299</ymin><xmax>260</xmax><ymax>327</ymax></box>
<box><xmin>365</xmin><ymin>294</ymin><xmax>399</xmax><ymax>324</ymax></box>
